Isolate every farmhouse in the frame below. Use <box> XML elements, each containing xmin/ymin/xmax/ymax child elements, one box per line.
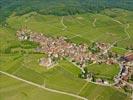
<box><xmin>39</xmin><ymin>57</ymin><xmax>54</xmax><ymax>68</ymax></box>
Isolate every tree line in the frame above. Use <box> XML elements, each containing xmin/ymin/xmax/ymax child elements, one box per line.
<box><xmin>0</xmin><ymin>0</ymin><xmax>133</xmax><ymax>24</ymax></box>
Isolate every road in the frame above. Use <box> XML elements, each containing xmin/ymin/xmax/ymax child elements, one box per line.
<box><xmin>0</xmin><ymin>70</ymin><xmax>88</xmax><ymax>100</ymax></box>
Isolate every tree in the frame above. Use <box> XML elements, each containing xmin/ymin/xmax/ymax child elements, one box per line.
<box><xmin>123</xmin><ymin>85</ymin><xmax>132</xmax><ymax>93</ymax></box>
<box><xmin>130</xmin><ymin>74</ymin><xmax>133</xmax><ymax>81</ymax></box>
<box><xmin>108</xmin><ymin>52</ymin><xmax>113</xmax><ymax>58</ymax></box>
<box><xmin>92</xmin><ymin>75</ymin><xmax>96</xmax><ymax>82</ymax></box>
<box><xmin>114</xmin><ymin>43</ymin><xmax>117</xmax><ymax>47</ymax></box>
<box><xmin>83</xmin><ymin>67</ymin><xmax>88</xmax><ymax>79</ymax></box>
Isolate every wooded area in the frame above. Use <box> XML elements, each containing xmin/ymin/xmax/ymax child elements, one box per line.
<box><xmin>0</xmin><ymin>0</ymin><xmax>133</xmax><ymax>24</ymax></box>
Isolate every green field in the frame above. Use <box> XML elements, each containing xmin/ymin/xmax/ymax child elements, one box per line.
<box><xmin>0</xmin><ymin>54</ymin><xmax>129</xmax><ymax>100</ymax></box>
<box><xmin>5</xmin><ymin>8</ymin><xmax>133</xmax><ymax>48</ymax></box>
<box><xmin>87</xmin><ymin>64</ymin><xmax>120</xmax><ymax>81</ymax></box>
<box><xmin>111</xmin><ymin>47</ymin><xmax>128</xmax><ymax>55</ymax></box>
<box><xmin>0</xmin><ymin>8</ymin><xmax>132</xmax><ymax>100</ymax></box>
<box><xmin>0</xmin><ymin>74</ymin><xmax>79</xmax><ymax>100</ymax></box>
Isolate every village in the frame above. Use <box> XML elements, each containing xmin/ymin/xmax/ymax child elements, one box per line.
<box><xmin>17</xmin><ymin>28</ymin><xmax>133</xmax><ymax>92</ymax></box>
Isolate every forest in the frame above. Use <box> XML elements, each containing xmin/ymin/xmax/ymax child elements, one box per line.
<box><xmin>0</xmin><ymin>0</ymin><xmax>133</xmax><ymax>24</ymax></box>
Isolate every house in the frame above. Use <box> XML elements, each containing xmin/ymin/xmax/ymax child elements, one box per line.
<box><xmin>124</xmin><ymin>53</ymin><xmax>133</xmax><ymax>62</ymax></box>
<box><xmin>16</xmin><ymin>29</ymin><xmax>30</xmax><ymax>40</ymax></box>
<box><xmin>96</xmin><ymin>78</ymin><xmax>103</xmax><ymax>83</ymax></box>
<box><xmin>106</xmin><ymin>58</ymin><xmax>115</xmax><ymax>65</ymax></box>
<box><xmin>104</xmin><ymin>80</ymin><xmax>109</xmax><ymax>85</ymax></box>
<box><xmin>39</xmin><ymin>57</ymin><xmax>54</xmax><ymax>68</ymax></box>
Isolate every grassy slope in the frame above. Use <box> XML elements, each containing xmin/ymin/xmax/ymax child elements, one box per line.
<box><xmin>111</xmin><ymin>47</ymin><xmax>128</xmax><ymax>55</ymax></box>
<box><xmin>0</xmin><ymin>74</ymin><xmax>78</xmax><ymax>100</ymax></box>
<box><xmin>79</xmin><ymin>83</ymin><xmax>128</xmax><ymax>100</ymax></box>
<box><xmin>6</xmin><ymin>9</ymin><xmax>133</xmax><ymax>48</ymax></box>
<box><xmin>87</xmin><ymin>64</ymin><xmax>120</xmax><ymax>80</ymax></box>
<box><xmin>0</xmin><ymin>0</ymin><xmax>133</xmax><ymax>25</ymax></box>
<box><xmin>101</xmin><ymin>9</ymin><xmax>133</xmax><ymax>48</ymax></box>
<box><xmin>0</xmin><ymin>54</ymin><xmax>129</xmax><ymax>100</ymax></box>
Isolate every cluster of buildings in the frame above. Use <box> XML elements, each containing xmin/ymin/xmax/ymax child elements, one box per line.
<box><xmin>114</xmin><ymin>53</ymin><xmax>133</xmax><ymax>89</ymax></box>
<box><xmin>17</xmin><ymin>29</ymin><xmax>90</xmax><ymax>67</ymax></box>
<box><xmin>17</xmin><ymin>29</ymin><xmax>117</xmax><ymax>69</ymax></box>
<box><xmin>89</xmin><ymin>42</ymin><xmax>117</xmax><ymax>65</ymax></box>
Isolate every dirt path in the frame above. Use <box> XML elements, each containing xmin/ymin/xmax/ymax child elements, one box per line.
<box><xmin>102</xmin><ymin>19</ymin><xmax>131</xmax><ymax>53</ymax></box>
<box><xmin>112</xmin><ymin>19</ymin><xmax>123</xmax><ymax>25</ymax></box>
<box><xmin>92</xmin><ymin>18</ymin><xmax>97</xmax><ymax>27</ymax></box>
<box><xmin>112</xmin><ymin>18</ymin><xmax>130</xmax><ymax>39</ymax></box>
<box><xmin>68</xmin><ymin>34</ymin><xmax>81</xmax><ymax>39</ymax></box>
<box><xmin>0</xmin><ymin>70</ymin><xmax>88</xmax><ymax>100</ymax></box>
<box><xmin>124</xmin><ymin>23</ymin><xmax>130</xmax><ymax>39</ymax></box>
<box><xmin>61</xmin><ymin>16</ymin><xmax>67</xmax><ymax>30</ymax></box>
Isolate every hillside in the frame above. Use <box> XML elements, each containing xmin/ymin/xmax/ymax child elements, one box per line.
<box><xmin>0</xmin><ymin>0</ymin><xmax>133</xmax><ymax>24</ymax></box>
<box><xmin>0</xmin><ymin>8</ymin><xmax>132</xmax><ymax>100</ymax></box>
<box><xmin>0</xmin><ymin>1</ymin><xmax>133</xmax><ymax>100</ymax></box>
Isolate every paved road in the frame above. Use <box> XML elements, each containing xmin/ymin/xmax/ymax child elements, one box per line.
<box><xmin>0</xmin><ymin>70</ymin><xmax>88</xmax><ymax>100</ymax></box>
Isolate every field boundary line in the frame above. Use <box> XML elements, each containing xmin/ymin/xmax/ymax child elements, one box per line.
<box><xmin>71</xmin><ymin>15</ymin><xmax>83</xmax><ymax>25</ymax></box>
<box><xmin>0</xmin><ymin>70</ymin><xmax>88</xmax><ymax>100</ymax></box>
<box><xmin>12</xmin><ymin>66</ymin><xmax>23</xmax><ymax>74</ymax></box>
<box><xmin>77</xmin><ymin>81</ymin><xmax>88</xmax><ymax>95</ymax></box>
<box><xmin>58</xmin><ymin>65</ymin><xmax>76</xmax><ymax>77</ymax></box>
<box><xmin>68</xmin><ymin>34</ymin><xmax>81</xmax><ymax>39</ymax></box>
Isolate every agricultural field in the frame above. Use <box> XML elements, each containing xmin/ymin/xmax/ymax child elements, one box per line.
<box><xmin>0</xmin><ymin>54</ymin><xmax>129</xmax><ymax>100</ymax></box>
<box><xmin>0</xmin><ymin>8</ymin><xmax>132</xmax><ymax>100</ymax></box>
<box><xmin>0</xmin><ymin>53</ymin><xmax>130</xmax><ymax>100</ymax></box>
<box><xmin>86</xmin><ymin>63</ymin><xmax>120</xmax><ymax>81</ymax></box>
<box><xmin>5</xmin><ymin>8</ymin><xmax>133</xmax><ymax>48</ymax></box>
<box><xmin>0</xmin><ymin>74</ymin><xmax>78</xmax><ymax>100</ymax></box>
